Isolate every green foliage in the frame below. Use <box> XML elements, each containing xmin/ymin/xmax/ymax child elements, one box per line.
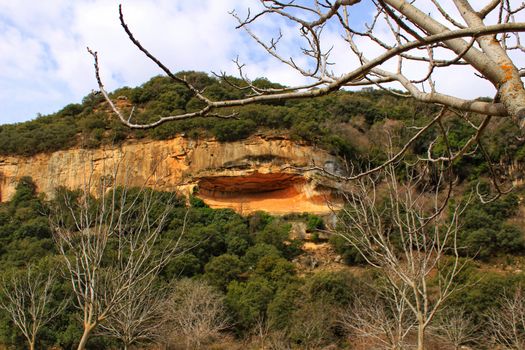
<box><xmin>164</xmin><ymin>254</ymin><xmax>202</xmax><ymax>278</ymax></box>
<box><xmin>1</xmin><ymin>175</ymin><xmax>525</xmax><ymax>348</ymax></box>
<box><xmin>0</xmin><ymin>72</ymin><xmax>447</xmax><ymax>171</ymax></box>
<box><xmin>306</xmin><ymin>214</ymin><xmax>324</xmax><ymax>231</ymax></box>
<box><xmin>303</xmin><ymin>270</ymin><xmax>357</xmax><ymax>307</ymax></box>
<box><xmin>226</xmin><ymin>277</ymin><xmax>275</xmax><ymax>332</ymax></box>
<box><xmin>10</xmin><ymin>176</ymin><xmax>37</xmax><ymax>208</ymax></box>
<box><xmin>446</xmin><ymin>268</ymin><xmax>525</xmax><ymax>326</ymax></box>
<box><xmin>213</xmin><ymin>119</ymin><xmax>256</xmax><ymax>142</ymax></box>
<box><xmin>329</xmin><ymin>234</ymin><xmax>367</xmax><ymax>265</ymax></box>
<box><xmin>458</xmin><ymin>193</ymin><xmax>524</xmax><ymax>259</ymax></box>
<box><xmin>0</xmin><ymin>178</ymin><xmax>53</xmax><ymax>270</ymax></box>
<box><xmin>254</xmin><ymin>219</ymin><xmax>302</xmax><ymax>259</ymax></box>
<box><xmin>242</xmin><ymin>243</ymin><xmax>281</xmax><ymax>269</ymax></box>
<box><xmin>253</xmin><ymin>255</ymin><xmax>296</xmax><ymax>286</ymax></box>
<box><xmin>204</xmin><ymin>254</ymin><xmax>244</xmax><ymax>291</ymax></box>
<box><xmin>266</xmin><ymin>282</ymin><xmax>302</xmax><ymax>329</ymax></box>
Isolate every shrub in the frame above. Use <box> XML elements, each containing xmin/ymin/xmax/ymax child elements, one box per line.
<box><xmin>204</xmin><ymin>254</ymin><xmax>244</xmax><ymax>291</ymax></box>
<box><xmin>226</xmin><ymin>277</ymin><xmax>274</xmax><ymax>332</ymax></box>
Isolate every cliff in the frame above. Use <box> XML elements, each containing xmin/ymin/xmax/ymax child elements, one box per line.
<box><xmin>0</xmin><ymin>135</ymin><xmax>344</xmax><ymax>214</ymax></box>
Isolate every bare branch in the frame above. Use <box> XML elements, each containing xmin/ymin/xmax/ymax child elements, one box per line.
<box><xmin>335</xmin><ymin>162</ymin><xmax>469</xmax><ymax>350</ymax></box>
<box><xmin>0</xmin><ymin>267</ymin><xmax>68</xmax><ymax>350</ymax></box>
<box><xmin>49</xmin><ymin>156</ymin><xmax>186</xmax><ymax>350</ymax></box>
<box><xmin>91</xmin><ymin>8</ymin><xmax>525</xmax><ymax>129</ymax></box>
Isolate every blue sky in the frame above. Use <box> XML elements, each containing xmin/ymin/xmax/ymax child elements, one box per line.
<box><xmin>0</xmin><ymin>1</ymin><xmax>512</xmax><ymax>125</ymax></box>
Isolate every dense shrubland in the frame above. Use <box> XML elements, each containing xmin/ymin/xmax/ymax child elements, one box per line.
<box><xmin>0</xmin><ymin>177</ymin><xmax>524</xmax><ymax>349</ymax></box>
<box><xmin>2</xmin><ymin>71</ymin><xmax>427</xmax><ymax>158</ymax></box>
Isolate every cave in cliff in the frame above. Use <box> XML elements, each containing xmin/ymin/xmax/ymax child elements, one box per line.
<box><xmin>195</xmin><ymin>172</ymin><xmax>336</xmax><ymax>215</ymax></box>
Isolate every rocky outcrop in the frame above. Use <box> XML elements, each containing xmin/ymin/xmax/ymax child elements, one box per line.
<box><xmin>0</xmin><ymin>135</ymin><xmax>344</xmax><ymax>214</ymax></box>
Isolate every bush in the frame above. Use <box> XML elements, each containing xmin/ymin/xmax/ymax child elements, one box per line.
<box><xmin>204</xmin><ymin>254</ymin><xmax>244</xmax><ymax>291</ymax></box>
<box><xmin>267</xmin><ymin>282</ymin><xmax>302</xmax><ymax>330</ymax></box>
<box><xmin>306</xmin><ymin>214</ymin><xmax>324</xmax><ymax>231</ymax></box>
<box><xmin>212</xmin><ymin>119</ymin><xmax>257</xmax><ymax>141</ymax></box>
<box><xmin>253</xmin><ymin>255</ymin><xmax>296</xmax><ymax>286</ymax></box>
<box><xmin>329</xmin><ymin>234</ymin><xmax>367</xmax><ymax>265</ymax></box>
<box><xmin>303</xmin><ymin>270</ymin><xmax>357</xmax><ymax>307</ymax></box>
<box><xmin>242</xmin><ymin>243</ymin><xmax>281</xmax><ymax>269</ymax></box>
<box><xmin>458</xmin><ymin>194</ymin><xmax>524</xmax><ymax>260</ymax></box>
<box><xmin>226</xmin><ymin>277</ymin><xmax>274</xmax><ymax>332</ymax></box>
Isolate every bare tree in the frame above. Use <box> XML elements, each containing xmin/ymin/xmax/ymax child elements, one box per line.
<box><xmin>96</xmin><ymin>275</ymin><xmax>167</xmax><ymax>350</ymax></box>
<box><xmin>335</xmin><ymin>162</ymin><xmax>467</xmax><ymax>350</ymax></box>
<box><xmin>49</xmin><ymin>162</ymin><xmax>184</xmax><ymax>350</ymax></box>
<box><xmin>163</xmin><ymin>278</ymin><xmax>229</xmax><ymax>349</ymax></box>
<box><xmin>339</xmin><ymin>285</ymin><xmax>415</xmax><ymax>350</ymax></box>
<box><xmin>486</xmin><ymin>285</ymin><xmax>525</xmax><ymax>350</ymax></box>
<box><xmin>247</xmin><ymin>316</ymin><xmax>291</xmax><ymax>350</ymax></box>
<box><xmin>431</xmin><ymin>306</ymin><xmax>480</xmax><ymax>350</ymax></box>
<box><xmin>0</xmin><ymin>267</ymin><xmax>67</xmax><ymax>350</ymax></box>
<box><xmin>288</xmin><ymin>300</ymin><xmax>337</xmax><ymax>350</ymax></box>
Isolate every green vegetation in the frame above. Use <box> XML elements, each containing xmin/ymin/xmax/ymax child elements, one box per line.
<box><xmin>3</xmin><ymin>72</ymin><xmax>522</xmax><ymax>190</ymax></box>
<box><xmin>458</xmin><ymin>192</ymin><xmax>525</xmax><ymax>259</ymax></box>
<box><xmin>2</xmin><ymin>73</ymin><xmax>525</xmax><ymax>349</ymax></box>
<box><xmin>0</xmin><ymin>72</ymin><xmax>436</xmax><ymax>159</ymax></box>
<box><xmin>0</xmin><ymin>176</ymin><xmax>524</xmax><ymax>349</ymax></box>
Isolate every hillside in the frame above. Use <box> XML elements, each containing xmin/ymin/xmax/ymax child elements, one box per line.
<box><xmin>1</xmin><ymin>73</ymin><xmax>525</xmax><ymax>350</ymax></box>
<box><xmin>0</xmin><ymin>72</ymin><xmax>446</xmax><ymax>160</ymax></box>
<box><xmin>2</xmin><ymin>72</ymin><xmax>525</xmax><ymax>204</ymax></box>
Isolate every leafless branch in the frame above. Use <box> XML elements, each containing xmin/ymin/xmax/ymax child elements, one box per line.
<box><xmin>49</xmin><ymin>156</ymin><xmax>186</xmax><ymax>350</ymax></box>
<box><xmin>0</xmin><ymin>267</ymin><xmax>68</xmax><ymax>350</ymax></box>
<box><xmin>91</xmin><ymin>2</ymin><xmax>525</xmax><ymax>130</ymax></box>
<box><xmin>486</xmin><ymin>285</ymin><xmax>525</xmax><ymax>349</ymax></box>
<box><xmin>335</xmin><ymin>162</ymin><xmax>469</xmax><ymax>350</ymax></box>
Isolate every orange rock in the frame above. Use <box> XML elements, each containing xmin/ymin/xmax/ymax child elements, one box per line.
<box><xmin>0</xmin><ymin>135</ymin><xmax>343</xmax><ymax>214</ymax></box>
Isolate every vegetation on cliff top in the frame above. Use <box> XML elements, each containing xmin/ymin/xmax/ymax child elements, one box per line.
<box><xmin>2</xmin><ymin>72</ymin><xmax>524</xmax><ymax>184</ymax></box>
<box><xmin>0</xmin><ymin>72</ymin><xmax>431</xmax><ymax>156</ymax></box>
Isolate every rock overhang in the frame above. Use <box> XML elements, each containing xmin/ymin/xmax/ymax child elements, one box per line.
<box><xmin>0</xmin><ymin>135</ymin><xmax>344</xmax><ymax>215</ymax></box>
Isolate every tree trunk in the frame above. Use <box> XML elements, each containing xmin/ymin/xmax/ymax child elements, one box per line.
<box><xmin>29</xmin><ymin>340</ymin><xmax>35</xmax><ymax>350</ymax></box>
<box><xmin>417</xmin><ymin>324</ymin><xmax>425</xmax><ymax>350</ymax></box>
<box><xmin>77</xmin><ymin>325</ymin><xmax>94</xmax><ymax>350</ymax></box>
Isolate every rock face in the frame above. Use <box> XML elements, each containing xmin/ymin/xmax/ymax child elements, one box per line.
<box><xmin>0</xmin><ymin>135</ymin><xmax>343</xmax><ymax>214</ymax></box>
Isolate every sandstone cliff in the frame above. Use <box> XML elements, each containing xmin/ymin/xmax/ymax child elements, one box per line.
<box><xmin>0</xmin><ymin>135</ymin><xmax>343</xmax><ymax>214</ymax></box>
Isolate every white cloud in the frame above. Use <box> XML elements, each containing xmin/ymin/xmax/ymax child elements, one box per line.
<box><xmin>0</xmin><ymin>0</ymin><xmax>523</xmax><ymax>124</ymax></box>
<box><xmin>0</xmin><ymin>0</ymin><xmax>269</xmax><ymax>123</ymax></box>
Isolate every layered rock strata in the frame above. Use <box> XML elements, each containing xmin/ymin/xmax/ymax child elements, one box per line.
<box><xmin>0</xmin><ymin>135</ymin><xmax>343</xmax><ymax>214</ymax></box>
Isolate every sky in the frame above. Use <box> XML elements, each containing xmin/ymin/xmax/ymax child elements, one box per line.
<box><xmin>0</xmin><ymin>1</ymin><xmax>521</xmax><ymax>125</ymax></box>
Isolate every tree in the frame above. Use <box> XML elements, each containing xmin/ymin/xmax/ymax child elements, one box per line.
<box><xmin>288</xmin><ymin>299</ymin><xmax>337</xmax><ymax>349</ymax></box>
<box><xmin>49</xmin><ymin>164</ymin><xmax>183</xmax><ymax>350</ymax></box>
<box><xmin>96</xmin><ymin>275</ymin><xmax>167</xmax><ymax>350</ymax></box>
<box><xmin>339</xmin><ymin>285</ymin><xmax>415</xmax><ymax>350</ymax></box>
<box><xmin>0</xmin><ymin>267</ymin><xmax>67</xmax><ymax>350</ymax></box>
<box><xmin>163</xmin><ymin>279</ymin><xmax>229</xmax><ymax>349</ymax></box>
<box><xmin>431</xmin><ymin>306</ymin><xmax>480</xmax><ymax>350</ymax></box>
<box><xmin>87</xmin><ymin>1</ymin><xmax>525</xmax><ymax>185</ymax></box>
<box><xmin>336</xmin><ymin>162</ymin><xmax>466</xmax><ymax>350</ymax></box>
<box><xmin>486</xmin><ymin>285</ymin><xmax>525</xmax><ymax>349</ymax></box>
<box><xmin>204</xmin><ymin>254</ymin><xmax>244</xmax><ymax>291</ymax></box>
